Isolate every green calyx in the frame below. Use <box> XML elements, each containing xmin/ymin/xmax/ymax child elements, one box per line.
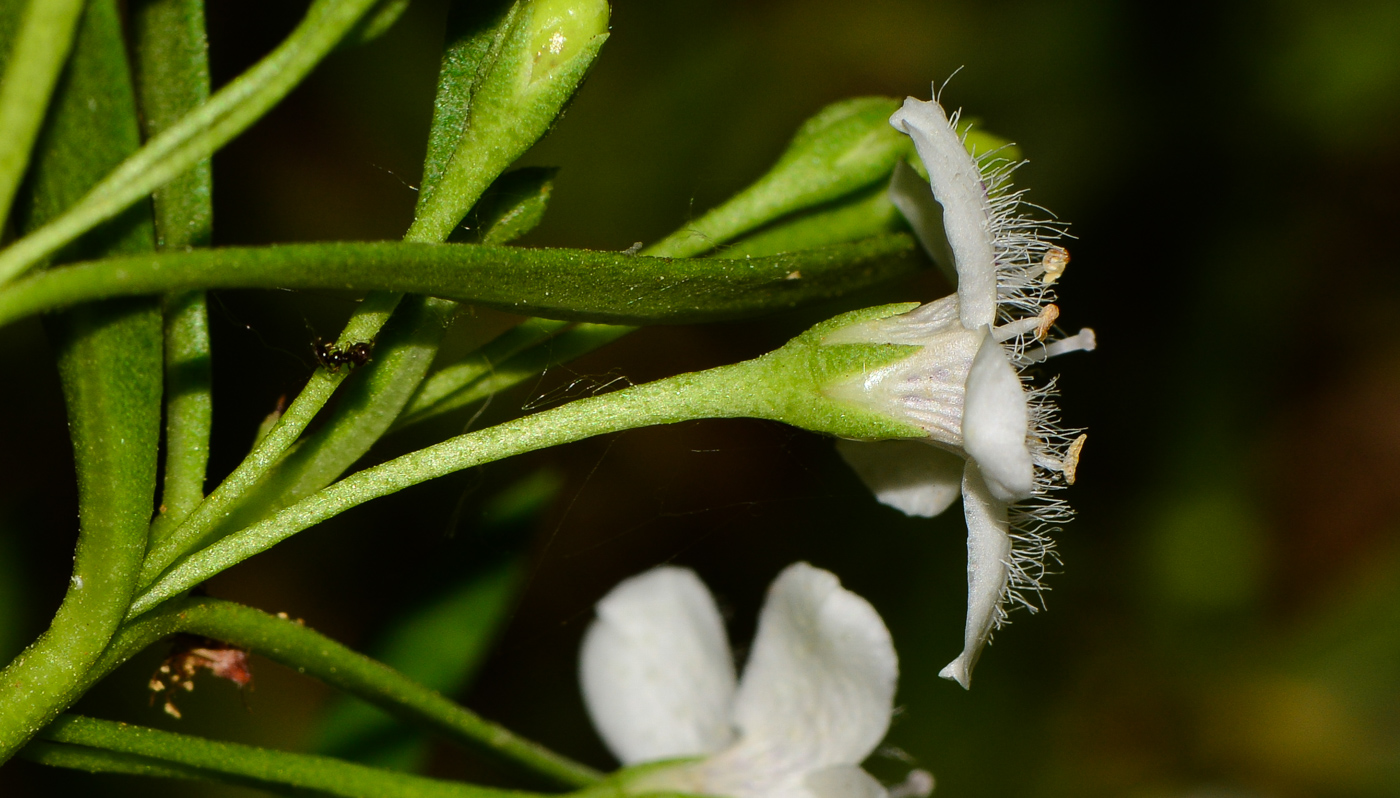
<box><xmin>730</xmin><ymin>302</ymin><xmax>929</xmax><ymax>442</ymax></box>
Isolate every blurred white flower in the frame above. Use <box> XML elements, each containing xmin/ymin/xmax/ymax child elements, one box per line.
<box><xmin>827</xmin><ymin>88</ymin><xmax>1095</xmax><ymax>688</ymax></box>
<box><xmin>580</xmin><ymin>563</ymin><xmax>929</xmax><ymax>798</ymax></box>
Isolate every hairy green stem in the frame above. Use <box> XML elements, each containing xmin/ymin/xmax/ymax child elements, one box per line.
<box><xmin>0</xmin><ymin>0</ymin><xmax>383</xmax><ymax>285</ymax></box>
<box><xmin>0</xmin><ymin>0</ymin><xmax>85</xmax><ymax>230</ymax></box>
<box><xmin>0</xmin><ymin>0</ymin><xmax>163</xmax><ymax>764</ymax></box>
<box><xmin>47</xmin><ymin>596</ymin><xmax>598</xmax><ymax>787</ymax></box>
<box><xmin>183</xmin><ymin>599</ymin><xmax>600</xmax><ymax>786</ymax></box>
<box><xmin>131</xmin><ymin>360</ymin><xmax>772</xmax><ymax>616</ymax></box>
<box><xmin>132</xmin><ymin>0</ymin><xmax>215</xmax><ymax>535</ymax></box>
<box><xmin>0</xmin><ymin>236</ymin><xmax>919</xmax><ymax>329</ymax></box>
<box><xmin>34</xmin><ymin>715</ymin><xmax>535</xmax><ymax>798</ymax></box>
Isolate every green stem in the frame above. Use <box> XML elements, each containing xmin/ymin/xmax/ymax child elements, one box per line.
<box><xmin>0</xmin><ymin>0</ymin><xmax>85</xmax><ymax>230</ymax></box>
<box><xmin>0</xmin><ymin>0</ymin><xmax>382</xmax><ymax>285</ymax></box>
<box><xmin>152</xmin><ymin>290</ymin><xmax>212</xmax><ymax>534</ymax></box>
<box><xmin>48</xmin><ymin>596</ymin><xmax>599</xmax><ymax>787</ymax></box>
<box><xmin>0</xmin><ymin>236</ymin><xmax>919</xmax><ymax>329</ymax></box>
<box><xmin>0</xmin><ymin>304</ymin><xmax>162</xmax><ymax>764</ymax></box>
<box><xmin>0</xmin><ymin>0</ymin><xmax>163</xmax><ymax>765</ymax></box>
<box><xmin>34</xmin><ymin>715</ymin><xmax>535</xmax><ymax>798</ymax></box>
<box><xmin>183</xmin><ymin>599</ymin><xmax>600</xmax><ymax>786</ymax></box>
<box><xmin>132</xmin><ymin>0</ymin><xmax>215</xmax><ymax>534</ymax></box>
<box><xmin>130</xmin><ymin>360</ymin><xmax>770</xmax><ymax>616</ymax></box>
<box><xmin>21</xmin><ymin>740</ymin><xmax>219</xmax><ymax>783</ymax></box>
<box><xmin>142</xmin><ymin>290</ymin><xmax>402</xmax><ymax>579</ymax></box>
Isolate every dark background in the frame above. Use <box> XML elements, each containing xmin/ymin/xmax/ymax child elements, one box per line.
<box><xmin>3</xmin><ymin>0</ymin><xmax>1400</xmax><ymax>796</ymax></box>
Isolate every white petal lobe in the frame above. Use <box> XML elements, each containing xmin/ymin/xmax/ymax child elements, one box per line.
<box><xmin>939</xmin><ymin>463</ymin><xmax>1012</xmax><ymax>689</ymax></box>
<box><xmin>889</xmin><ymin>95</ymin><xmax>997</xmax><ymax>328</ymax></box>
<box><xmin>837</xmin><ymin>439</ymin><xmax>964</xmax><ymax>518</ymax></box>
<box><xmin>728</xmin><ymin>563</ymin><xmax>897</xmax><ymax>771</ymax></box>
<box><xmin>580</xmin><ymin>567</ymin><xmax>738</xmax><ymax>764</ymax></box>
<box><xmin>962</xmin><ymin>333</ymin><xmax>1034</xmax><ymax>502</ymax></box>
<box><xmin>887</xmin><ymin>160</ymin><xmax>956</xmax><ymax>284</ymax></box>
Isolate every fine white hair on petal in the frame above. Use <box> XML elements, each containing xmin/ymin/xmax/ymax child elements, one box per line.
<box><xmin>580</xmin><ymin>567</ymin><xmax>738</xmax><ymax>765</ymax></box>
<box><xmin>886</xmin><ymin>160</ymin><xmax>956</xmax><ymax>285</ymax></box>
<box><xmin>728</xmin><ymin>563</ymin><xmax>897</xmax><ymax>771</ymax></box>
<box><xmin>939</xmin><ymin>462</ymin><xmax>1012</xmax><ymax>690</ymax></box>
<box><xmin>889</xmin><ymin>96</ymin><xmax>997</xmax><ymax>329</ymax></box>
<box><xmin>836</xmin><ymin>439</ymin><xmax>964</xmax><ymax>519</ymax></box>
<box><xmin>962</xmin><ymin>333</ymin><xmax>1034</xmax><ymax>502</ymax></box>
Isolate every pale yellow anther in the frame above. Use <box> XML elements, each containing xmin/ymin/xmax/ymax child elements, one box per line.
<box><xmin>1035</xmin><ymin>303</ymin><xmax>1060</xmax><ymax>340</ymax></box>
<box><xmin>1041</xmin><ymin>246</ymin><xmax>1070</xmax><ymax>285</ymax></box>
<box><xmin>1061</xmin><ymin>433</ymin><xmax>1087</xmax><ymax>484</ymax></box>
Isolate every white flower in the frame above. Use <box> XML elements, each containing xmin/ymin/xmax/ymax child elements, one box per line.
<box><xmin>580</xmin><ymin>563</ymin><xmax>926</xmax><ymax>798</ymax></box>
<box><xmin>824</xmin><ymin>88</ymin><xmax>1095</xmax><ymax>689</ymax></box>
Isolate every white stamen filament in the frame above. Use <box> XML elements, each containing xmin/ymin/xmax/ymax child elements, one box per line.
<box><xmin>1015</xmin><ymin>327</ymin><xmax>1097</xmax><ymax>365</ymax></box>
<box><xmin>1044</xmin><ymin>328</ymin><xmax>1096</xmax><ymax>358</ymax></box>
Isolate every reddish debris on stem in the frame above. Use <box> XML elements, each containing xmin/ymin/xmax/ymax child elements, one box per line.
<box><xmin>148</xmin><ymin>634</ymin><xmax>253</xmax><ymax>719</ymax></box>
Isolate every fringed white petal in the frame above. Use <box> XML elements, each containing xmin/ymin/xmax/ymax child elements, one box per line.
<box><xmin>887</xmin><ymin>160</ymin><xmax>956</xmax><ymax>284</ymax></box>
<box><xmin>889</xmin><ymin>95</ymin><xmax>997</xmax><ymax>329</ymax></box>
<box><xmin>580</xmin><ymin>567</ymin><xmax>737</xmax><ymax>764</ymax></box>
<box><xmin>836</xmin><ymin>439</ymin><xmax>964</xmax><ymax>518</ymax></box>
<box><xmin>727</xmin><ymin>563</ymin><xmax>896</xmax><ymax>771</ymax></box>
<box><xmin>939</xmin><ymin>463</ymin><xmax>1011</xmax><ymax>689</ymax></box>
<box><xmin>962</xmin><ymin>333</ymin><xmax>1034</xmax><ymax>502</ymax></box>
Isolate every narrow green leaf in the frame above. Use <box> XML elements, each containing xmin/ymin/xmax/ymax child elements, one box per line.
<box><xmin>0</xmin><ymin>0</ymin><xmax>385</xmax><ymax>285</ymax></box>
<box><xmin>396</xmin><ymin>322</ymin><xmax>630</xmax><ymax>429</ymax></box>
<box><xmin>0</xmin><ymin>0</ymin><xmax>161</xmax><ymax>763</ymax></box>
<box><xmin>400</xmin><ymin>317</ymin><xmax>571</xmax><ymax>423</ymax></box>
<box><xmin>718</xmin><ymin>181</ymin><xmax>904</xmax><ymax>258</ymax></box>
<box><xmin>315</xmin><ymin>557</ymin><xmax>530</xmax><ymax>770</ymax></box>
<box><xmin>0</xmin><ymin>0</ymin><xmax>85</xmax><ymax>231</ymax></box>
<box><xmin>344</xmin><ymin>0</ymin><xmax>413</xmax><ymax>46</ymax></box>
<box><xmin>462</xmin><ymin>166</ymin><xmax>559</xmax><ymax>244</ymax></box>
<box><xmin>419</xmin><ymin>0</ymin><xmax>513</xmax><ymax>204</ymax></box>
<box><xmin>36</xmin><ymin>715</ymin><xmax>536</xmax><ymax>798</ymax></box>
<box><xmin>131</xmin><ymin>0</ymin><xmax>215</xmax><ymax>535</ymax></box>
<box><xmin>647</xmin><ymin>97</ymin><xmax>913</xmax><ymax>258</ymax></box>
<box><xmin>0</xmin><ymin>235</ymin><xmax>922</xmax><ymax>328</ymax></box>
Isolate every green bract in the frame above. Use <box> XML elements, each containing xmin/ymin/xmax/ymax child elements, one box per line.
<box><xmin>648</xmin><ymin>96</ymin><xmax>915</xmax><ymax>257</ymax></box>
<box><xmin>409</xmin><ymin>0</ymin><xmax>610</xmax><ymax>242</ymax></box>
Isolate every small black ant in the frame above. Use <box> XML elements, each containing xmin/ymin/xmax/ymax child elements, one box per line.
<box><xmin>312</xmin><ymin>339</ymin><xmax>374</xmax><ymax>373</ymax></box>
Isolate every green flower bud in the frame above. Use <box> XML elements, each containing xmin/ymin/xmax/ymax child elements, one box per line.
<box><xmin>409</xmin><ymin>0</ymin><xmax>609</xmax><ymax>243</ymax></box>
<box><xmin>525</xmin><ymin>0</ymin><xmax>611</xmax><ymax>84</ymax></box>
